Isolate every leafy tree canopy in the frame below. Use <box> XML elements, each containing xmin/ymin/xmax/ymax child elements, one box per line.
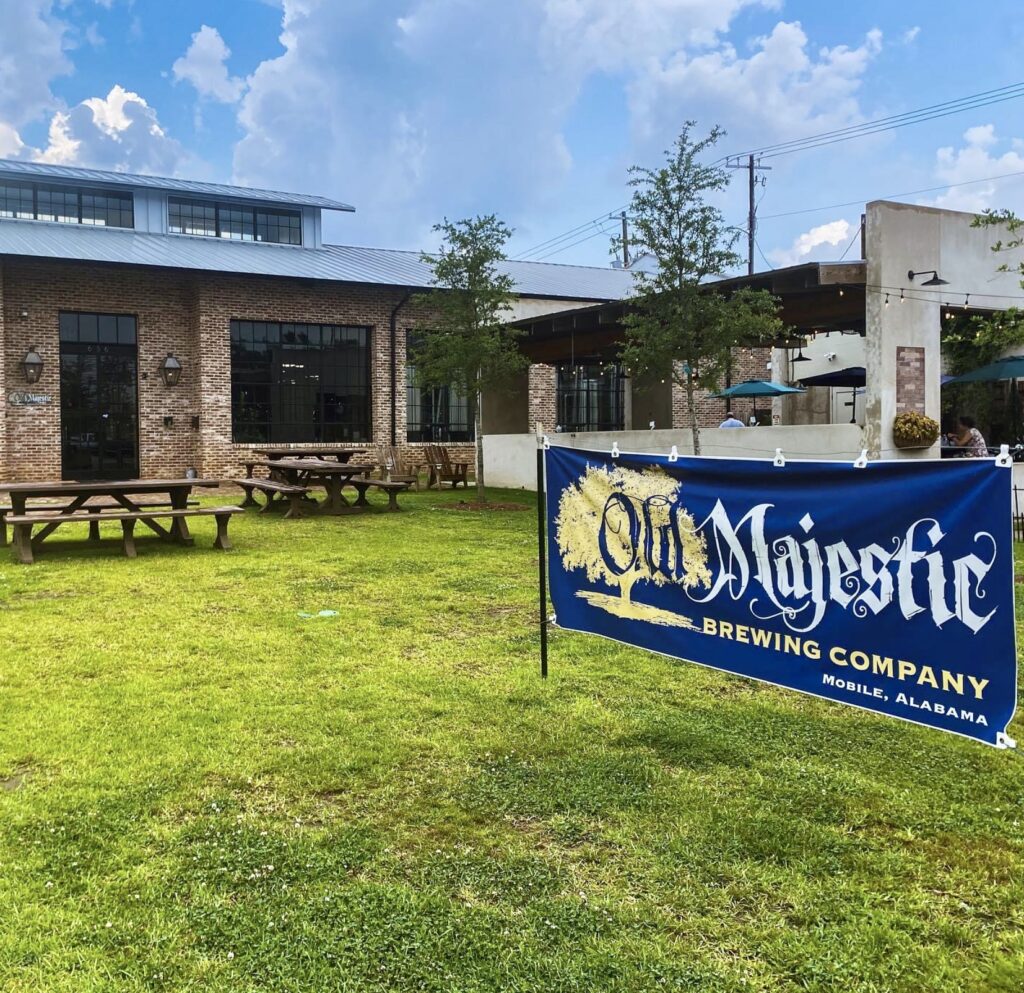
<box><xmin>412</xmin><ymin>215</ymin><xmax>524</xmax><ymax>397</ymax></box>
<box><xmin>614</xmin><ymin>123</ymin><xmax>785</xmax><ymax>453</ymax></box>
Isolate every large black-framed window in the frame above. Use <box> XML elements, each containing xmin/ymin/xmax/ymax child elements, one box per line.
<box><xmin>557</xmin><ymin>361</ymin><xmax>626</xmax><ymax>432</ymax></box>
<box><xmin>169</xmin><ymin>197</ymin><xmax>302</xmax><ymax>245</ymax></box>
<box><xmin>0</xmin><ymin>181</ymin><xmax>133</xmax><ymax>228</ymax></box>
<box><xmin>405</xmin><ymin>333</ymin><xmax>474</xmax><ymax>442</ymax></box>
<box><xmin>231</xmin><ymin>320</ymin><xmax>371</xmax><ymax>443</ymax></box>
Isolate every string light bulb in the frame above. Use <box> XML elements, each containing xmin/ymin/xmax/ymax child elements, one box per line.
<box><xmin>964</xmin><ymin>294</ymin><xmax>970</xmax><ymax>310</ymax></box>
<box><xmin>899</xmin><ymin>289</ymin><xmax>905</xmax><ymax>304</ymax></box>
<box><xmin>885</xmin><ymin>293</ymin><xmax>890</xmax><ymax>307</ymax></box>
<box><xmin>839</xmin><ymin>287</ymin><xmax>845</xmax><ymax>297</ymax></box>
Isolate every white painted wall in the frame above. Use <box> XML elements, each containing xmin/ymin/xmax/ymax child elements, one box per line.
<box><xmin>863</xmin><ymin>201</ymin><xmax>1024</xmax><ymax>458</ymax></box>
<box><xmin>504</xmin><ymin>297</ymin><xmax>600</xmax><ymax>322</ymax></box>
<box><xmin>484</xmin><ymin>423</ymin><xmax>866</xmax><ymax>490</ymax></box>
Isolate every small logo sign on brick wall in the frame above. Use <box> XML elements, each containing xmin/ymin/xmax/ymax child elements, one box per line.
<box><xmin>8</xmin><ymin>391</ymin><xmax>53</xmax><ymax>406</ymax></box>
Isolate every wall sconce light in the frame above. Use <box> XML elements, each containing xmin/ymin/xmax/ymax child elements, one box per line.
<box><xmin>907</xmin><ymin>269</ymin><xmax>949</xmax><ymax>286</ymax></box>
<box><xmin>160</xmin><ymin>353</ymin><xmax>182</xmax><ymax>387</ymax></box>
<box><xmin>21</xmin><ymin>346</ymin><xmax>43</xmax><ymax>384</ymax></box>
<box><xmin>19</xmin><ymin>308</ymin><xmax>28</xmax><ymax>319</ymax></box>
<box><xmin>163</xmin><ymin>415</ymin><xmax>174</xmax><ymax>429</ymax></box>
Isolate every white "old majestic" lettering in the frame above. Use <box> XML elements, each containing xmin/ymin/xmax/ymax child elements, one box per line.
<box><xmin>686</xmin><ymin>501</ymin><xmax>996</xmax><ymax>634</ymax></box>
<box><xmin>593</xmin><ymin>493</ymin><xmax>998</xmax><ymax>635</ymax></box>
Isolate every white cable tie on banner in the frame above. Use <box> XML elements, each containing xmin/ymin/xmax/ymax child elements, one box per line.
<box><xmin>541</xmin><ymin>435</ymin><xmax>550</xmax><ymax>450</ymax></box>
<box><xmin>548</xmin><ymin>612</ymin><xmax>558</xmax><ymax>627</ymax></box>
<box><xmin>996</xmin><ymin>731</ymin><xmax>1017</xmax><ymax>750</ymax></box>
<box><xmin>853</xmin><ymin>449</ymin><xmax>869</xmax><ymax>469</ymax></box>
<box><xmin>996</xmin><ymin>444</ymin><xmax>1012</xmax><ymax>467</ymax></box>
<box><xmin>611</xmin><ymin>442</ymin><xmax>620</xmax><ymax>459</ymax></box>
<box><xmin>668</xmin><ymin>445</ymin><xmax>679</xmax><ymax>462</ymax></box>
<box><xmin>773</xmin><ymin>448</ymin><xmax>786</xmax><ymax>467</ymax></box>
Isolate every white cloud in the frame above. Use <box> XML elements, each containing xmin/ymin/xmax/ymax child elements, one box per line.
<box><xmin>902</xmin><ymin>26</ymin><xmax>920</xmax><ymax>44</ymax></box>
<box><xmin>172</xmin><ymin>25</ymin><xmax>246</xmax><ymax>104</ymax></box>
<box><xmin>628</xmin><ymin>22</ymin><xmax>883</xmax><ymax>152</ymax></box>
<box><xmin>232</xmin><ymin>2</ymin><xmax>884</xmax><ymax>252</ymax></box>
<box><xmin>235</xmin><ymin>0</ymin><xmax>582</xmax><ymax>246</ymax></box>
<box><xmin>0</xmin><ymin>122</ymin><xmax>26</xmax><ymax>158</ymax></box>
<box><xmin>769</xmin><ymin>218</ymin><xmax>853</xmax><ymax>267</ymax></box>
<box><xmin>36</xmin><ymin>84</ymin><xmax>189</xmax><ymax>175</ymax></box>
<box><xmin>0</xmin><ymin>0</ymin><xmax>71</xmax><ymax>150</ymax></box>
<box><xmin>538</xmin><ymin>0</ymin><xmax>777</xmax><ymax>73</ymax></box>
<box><xmin>931</xmin><ymin>125</ymin><xmax>1024</xmax><ymax>213</ymax></box>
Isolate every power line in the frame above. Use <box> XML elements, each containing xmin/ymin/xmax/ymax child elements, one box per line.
<box><xmin>759</xmin><ymin>168</ymin><xmax>1024</xmax><ymax>222</ymax></box>
<box><xmin>723</xmin><ymin>82</ymin><xmax>1024</xmax><ymax>162</ymax></box>
<box><xmin>836</xmin><ymin>224</ymin><xmax>862</xmax><ymax>262</ymax></box>
<box><xmin>753</xmin><ymin>237</ymin><xmax>775</xmax><ymax>271</ymax></box>
<box><xmin>517</xmin><ymin>82</ymin><xmax>1024</xmax><ymax>266</ymax></box>
<box><xmin>530</xmin><ymin>223</ymin><xmax>618</xmax><ymax>262</ymax></box>
<box><xmin>515</xmin><ymin>204</ymin><xmax>628</xmax><ymax>260</ymax></box>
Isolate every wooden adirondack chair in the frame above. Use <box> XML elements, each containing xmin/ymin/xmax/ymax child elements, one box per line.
<box><xmin>425</xmin><ymin>444</ymin><xmax>470</xmax><ymax>490</ymax></box>
<box><xmin>377</xmin><ymin>443</ymin><xmax>422</xmax><ymax>490</ymax></box>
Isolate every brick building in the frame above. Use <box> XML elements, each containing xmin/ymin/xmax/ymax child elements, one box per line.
<box><xmin>0</xmin><ymin>159</ymin><xmax>631</xmax><ymax>481</ymax></box>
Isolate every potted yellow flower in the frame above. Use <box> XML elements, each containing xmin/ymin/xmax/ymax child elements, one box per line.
<box><xmin>892</xmin><ymin>410</ymin><xmax>940</xmax><ymax>449</ymax></box>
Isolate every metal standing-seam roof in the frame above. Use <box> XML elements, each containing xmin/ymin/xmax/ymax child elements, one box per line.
<box><xmin>0</xmin><ymin>158</ymin><xmax>355</xmax><ymax>212</ymax></box>
<box><xmin>0</xmin><ymin>218</ymin><xmax>635</xmax><ymax>300</ymax></box>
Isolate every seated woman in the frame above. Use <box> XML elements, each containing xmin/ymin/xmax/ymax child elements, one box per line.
<box><xmin>948</xmin><ymin>415</ymin><xmax>988</xmax><ymax>457</ymax></box>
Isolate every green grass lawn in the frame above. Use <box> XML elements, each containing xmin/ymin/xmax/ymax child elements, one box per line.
<box><xmin>0</xmin><ymin>487</ymin><xmax>1022</xmax><ymax>992</ymax></box>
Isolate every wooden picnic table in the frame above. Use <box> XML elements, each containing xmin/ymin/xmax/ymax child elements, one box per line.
<box><xmin>263</xmin><ymin>458</ymin><xmax>371</xmax><ymax>515</ymax></box>
<box><xmin>249</xmin><ymin>447</ymin><xmax>367</xmax><ymax>469</ymax></box>
<box><xmin>0</xmin><ymin>478</ymin><xmax>221</xmax><ymax>548</ymax></box>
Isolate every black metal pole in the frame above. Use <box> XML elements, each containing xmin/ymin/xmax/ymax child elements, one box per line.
<box><xmin>536</xmin><ymin>443</ymin><xmax>548</xmax><ymax>679</ymax></box>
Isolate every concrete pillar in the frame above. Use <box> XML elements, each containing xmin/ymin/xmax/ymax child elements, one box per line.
<box><xmin>864</xmin><ymin>202</ymin><xmax>944</xmax><ymax>459</ymax></box>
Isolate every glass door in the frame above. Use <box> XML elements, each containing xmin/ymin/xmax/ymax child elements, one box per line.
<box><xmin>59</xmin><ymin>312</ymin><xmax>139</xmax><ymax>480</ymax></box>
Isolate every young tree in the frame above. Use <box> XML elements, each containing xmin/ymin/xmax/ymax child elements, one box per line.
<box><xmin>616</xmin><ymin>123</ymin><xmax>784</xmax><ymax>455</ymax></box>
<box><xmin>975</xmin><ymin>208</ymin><xmax>1024</xmax><ymax>288</ymax></box>
<box><xmin>413</xmin><ymin>215</ymin><xmax>526</xmax><ymax>503</ymax></box>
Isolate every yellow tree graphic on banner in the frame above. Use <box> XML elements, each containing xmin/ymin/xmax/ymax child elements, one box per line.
<box><xmin>555</xmin><ymin>463</ymin><xmax>710</xmax><ymax>627</ymax></box>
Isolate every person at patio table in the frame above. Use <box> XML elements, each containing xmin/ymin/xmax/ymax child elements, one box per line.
<box><xmin>719</xmin><ymin>411</ymin><xmax>745</xmax><ymax>429</ymax></box>
<box><xmin>948</xmin><ymin>415</ymin><xmax>988</xmax><ymax>457</ymax></box>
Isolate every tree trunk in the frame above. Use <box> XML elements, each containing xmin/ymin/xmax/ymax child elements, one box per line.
<box><xmin>685</xmin><ymin>371</ymin><xmax>701</xmax><ymax>456</ymax></box>
<box><xmin>618</xmin><ymin>569</ymin><xmax>639</xmax><ymax>603</ymax></box>
<box><xmin>474</xmin><ymin>387</ymin><xmax>485</xmax><ymax>504</ymax></box>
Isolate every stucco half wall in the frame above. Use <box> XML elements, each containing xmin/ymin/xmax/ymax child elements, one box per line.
<box><xmin>483</xmin><ymin>424</ymin><xmax>866</xmax><ymax>490</ymax></box>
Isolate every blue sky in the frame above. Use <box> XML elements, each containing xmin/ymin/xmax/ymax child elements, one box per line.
<box><xmin>1</xmin><ymin>0</ymin><xmax>1023</xmax><ymax>272</ymax></box>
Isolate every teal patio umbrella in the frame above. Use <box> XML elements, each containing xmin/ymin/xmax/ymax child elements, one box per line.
<box><xmin>945</xmin><ymin>355</ymin><xmax>1024</xmax><ymax>384</ymax></box>
<box><xmin>946</xmin><ymin>355</ymin><xmax>1024</xmax><ymax>442</ymax></box>
<box><xmin>711</xmin><ymin>379</ymin><xmax>806</xmax><ymax>399</ymax></box>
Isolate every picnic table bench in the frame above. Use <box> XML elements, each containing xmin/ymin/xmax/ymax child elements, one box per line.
<box><xmin>232</xmin><ymin>477</ymin><xmax>310</xmax><ymax>518</ymax></box>
<box><xmin>244</xmin><ymin>447</ymin><xmax>369</xmax><ymax>473</ymax></box>
<box><xmin>7</xmin><ymin>506</ymin><xmax>241</xmax><ymax>564</ymax></box>
<box><xmin>0</xmin><ymin>497</ymin><xmax>197</xmax><ymax>546</ymax></box>
<box><xmin>237</xmin><ymin>459</ymin><xmax>411</xmax><ymax>516</ymax></box>
<box><xmin>0</xmin><ymin>478</ymin><xmax>229</xmax><ymax>564</ymax></box>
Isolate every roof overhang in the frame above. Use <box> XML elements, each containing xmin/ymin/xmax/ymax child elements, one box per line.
<box><xmin>0</xmin><ymin>158</ymin><xmax>355</xmax><ymax>212</ymax></box>
<box><xmin>510</xmin><ymin>261</ymin><xmax>868</xmax><ymax>363</ymax></box>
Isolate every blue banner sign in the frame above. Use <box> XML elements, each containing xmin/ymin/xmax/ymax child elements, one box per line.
<box><xmin>545</xmin><ymin>446</ymin><xmax>1017</xmax><ymax>747</ymax></box>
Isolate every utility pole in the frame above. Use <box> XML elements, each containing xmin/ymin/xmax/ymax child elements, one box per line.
<box><xmin>727</xmin><ymin>155</ymin><xmax>771</xmax><ymax>275</ymax></box>
<box><xmin>613</xmin><ymin>211</ymin><xmax>630</xmax><ymax>268</ymax></box>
